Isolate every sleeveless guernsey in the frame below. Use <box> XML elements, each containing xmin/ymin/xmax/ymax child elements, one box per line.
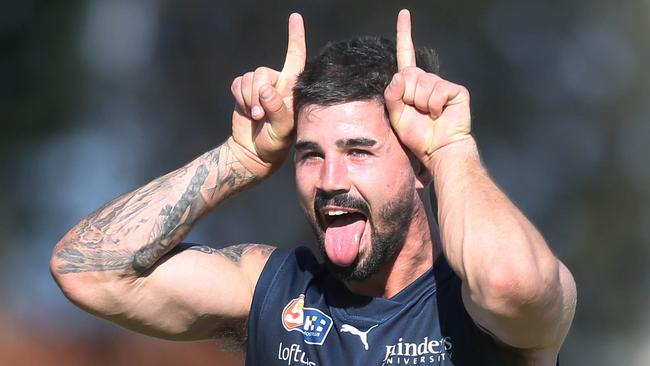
<box><xmin>246</xmin><ymin>246</ymin><xmax>554</xmax><ymax>366</ymax></box>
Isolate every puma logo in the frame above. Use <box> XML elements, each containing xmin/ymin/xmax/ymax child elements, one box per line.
<box><xmin>340</xmin><ymin>324</ymin><xmax>379</xmax><ymax>350</ymax></box>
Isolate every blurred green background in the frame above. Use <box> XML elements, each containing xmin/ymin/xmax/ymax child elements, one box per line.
<box><xmin>1</xmin><ymin>0</ymin><xmax>648</xmax><ymax>365</ymax></box>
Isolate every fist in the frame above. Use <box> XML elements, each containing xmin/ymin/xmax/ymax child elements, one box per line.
<box><xmin>384</xmin><ymin>10</ymin><xmax>472</xmax><ymax>168</ymax></box>
<box><xmin>229</xmin><ymin>13</ymin><xmax>306</xmax><ymax>178</ymax></box>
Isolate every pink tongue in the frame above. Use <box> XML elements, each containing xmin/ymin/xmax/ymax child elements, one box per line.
<box><xmin>324</xmin><ymin>214</ymin><xmax>367</xmax><ymax>267</ymax></box>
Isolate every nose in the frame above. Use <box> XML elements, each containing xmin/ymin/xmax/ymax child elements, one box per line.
<box><xmin>317</xmin><ymin>156</ymin><xmax>350</xmax><ymax>194</ymax></box>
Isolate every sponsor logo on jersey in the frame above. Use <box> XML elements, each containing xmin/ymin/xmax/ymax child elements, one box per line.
<box><xmin>277</xmin><ymin>342</ymin><xmax>318</xmax><ymax>366</ymax></box>
<box><xmin>382</xmin><ymin>336</ymin><xmax>452</xmax><ymax>365</ymax></box>
<box><xmin>340</xmin><ymin>323</ymin><xmax>379</xmax><ymax>351</ymax></box>
<box><xmin>282</xmin><ymin>294</ymin><xmax>333</xmax><ymax>345</ymax></box>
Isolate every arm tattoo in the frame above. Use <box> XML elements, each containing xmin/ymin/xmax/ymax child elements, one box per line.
<box><xmin>170</xmin><ymin>243</ymin><xmax>275</xmax><ymax>265</ymax></box>
<box><xmin>55</xmin><ymin>247</ymin><xmax>135</xmax><ymax>274</ymax></box>
<box><xmin>54</xmin><ymin>143</ymin><xmax>259</xmax><ymax>275</ymax></box>
<box><xmin>205</xmin><ymin>144</ymin><xmax>256</xmax><ymax>200</ymax></box>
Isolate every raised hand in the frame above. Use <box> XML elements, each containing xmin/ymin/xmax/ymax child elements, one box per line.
<box><xmin>229</xmin><ymin>13</ymin><xmax>306</xmax><ymax>177</ymax></box>
<box><xmin>384</xmin><ymin>10</ymin><xmax>472</xmax><ymax>169</ymax></box>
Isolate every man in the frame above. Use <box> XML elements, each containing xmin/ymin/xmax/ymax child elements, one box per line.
<box><xmin>51</xmin><ymin>10</ymin><xmax>576</xmax><ymax>365</ymax></box>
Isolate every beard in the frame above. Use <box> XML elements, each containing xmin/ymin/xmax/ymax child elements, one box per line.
<box><xmin>306</xmin><ymin>185</ymin><xmax>416</xmax><ymax>282</ymax></box>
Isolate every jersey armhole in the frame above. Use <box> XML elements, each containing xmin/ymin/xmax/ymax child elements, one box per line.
<box><xmin>246</xmin><ymin>247</ymin><xmax>293</xmax><ymax>344</ymax></box>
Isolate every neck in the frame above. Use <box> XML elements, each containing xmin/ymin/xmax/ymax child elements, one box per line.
<box><xmin>345</xmin><ymin>187</ymin><xmax>440</xmax><ymax>298</ymax></box>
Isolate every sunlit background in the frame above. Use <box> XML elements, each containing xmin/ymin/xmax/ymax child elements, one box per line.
<box><xmin>1</xmin><ymin>0</ymin><xmax>648</xmax><ymax>365</ymax></box>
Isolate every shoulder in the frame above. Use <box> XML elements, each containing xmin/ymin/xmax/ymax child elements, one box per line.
<box><xmin>255</xmin><ymin>245</ymin><xmax>323</xmax><ymax>284</ymax></box>
<box><xmin>249</xmin><ymin>245</ymin><xmax>325</xmax><ymax>311</ymax></box>
<box><xmin>247</xmin><ymin>245</ymin><xmax>323</xmax><ymax>331</ymax></box>
<box><xmin>169</xmin><ymin>243</ymin><xmax>279</xmax><ymax>297</ymax></box>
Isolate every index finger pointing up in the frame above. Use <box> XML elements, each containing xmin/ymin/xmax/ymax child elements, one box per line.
<box><xmin>277</xmin><ymin>13</ymin><xmax>306</xmax><ymax>95</ymax></box>
<box><xmin>396</xmin><ymin>9</ymin><xmax>416</xmax><ymax>70</ymax></box>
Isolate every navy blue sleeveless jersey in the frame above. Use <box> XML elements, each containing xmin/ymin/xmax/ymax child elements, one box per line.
<box><xmin>246</xmin><ymin>246</ymin><xmax>548</xmax><ymax>366</ymax></box>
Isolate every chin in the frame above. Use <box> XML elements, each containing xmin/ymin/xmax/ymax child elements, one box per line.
<box><xmin>320</xmin><ymin>237</ymin><xmax>397</xmax><ymax>282</ymax></box>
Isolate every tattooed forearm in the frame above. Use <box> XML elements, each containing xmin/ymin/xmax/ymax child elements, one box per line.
<box><xmin>170</xmin><ymin>243</ymin><xmax>275</xmax><ymax>264</ymax></box>
<box><xmin>205</xmin><ymin>143</ymin><xmax>256</xmax><ymax>200</ymax></box>
<box><xmin>131</xmin><ymin>166</ymin><xmax>210</xmax><ymax>272</ymax></box>
<box><xmin>54</xmin><ymin>142</ymin><xmax>259</xmax><ymax>275</ymax></box>
<box><xmin>55</xmin><ymin>164</ymin><xmax>209</xmax><ymax>274</ymax></box>
<box><xmin>56</xmin><ymin>246</ymin><xmax>135</xmax><ymax>274</ymax></box>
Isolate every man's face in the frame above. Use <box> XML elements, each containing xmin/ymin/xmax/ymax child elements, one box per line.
<box><xmin>294</xmin><ymin>100</ymin><xmax>418</xmax><ymax>281</ymax></box>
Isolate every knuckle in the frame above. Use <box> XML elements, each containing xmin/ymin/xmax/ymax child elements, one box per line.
<box><xmin>433</xmin><ymin>80</ymin><xmax>450</xmax><ymax>94</ymax></box>
<box><xmin>426</xmin><ymin>73</ymin><xmax>443</xmax><ymax>83</ymax></box>
<box><xmin>255</xmin><ymin>66</ymin><xmax>272</xmax><ymax>77</ymax></box>
<box><xmin>242</xmin><ymin>72</ymin><xmax>254</xmax><ymax>83</ymax></box>
<box><xmin>416</xmin><ymin>75</ymin><xmax>433</xmax><ymax>89</ymax></box>
<box><xmin>262</xmin><ymin>89</ymin><xmax>279</xmax><ymax>104</ymax></box>
<box><xmin>441</xmin><ymin>80</ymin><xmax>456</xmax><ymax>89</ymax></box>
<box><xmin>429</xmin><ymin>92</ymin><xmax>444</xmax><ymax>106</ymax></box>
<box><xmin>231</xmin><ymin>77</ymin><xmax>242</xmax><ymax>93</ymax></box>
<box><xmin>269</xmin><ymin>100</ymin><xmax>286</xmax><ymax>114</ymax></box>
<box><xmin>241</xmin><ymin>73</ymin><xmax>254</xmax><ymax>99</ymax></box>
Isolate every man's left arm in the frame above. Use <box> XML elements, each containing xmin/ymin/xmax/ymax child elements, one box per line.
<box><xmin>430</xmin><ymin>137</ymin><xmax>576</xmax><ymax>350</ymax></box>
<box><xmin>386</xmin><ymin>9</ymin><xmax>576</xmax><ymax>352</ymax></box>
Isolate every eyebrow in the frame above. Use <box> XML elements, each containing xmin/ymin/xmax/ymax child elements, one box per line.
<box><xmin>336</xmin><ymin>138</ymin><xmax>377</xmax><ymax>149</ymax></box>
<box><xmin>295</xmin><ymin>140</ymin><xmax>320</xmax><ymax>152</ymax></box>
<box><xmin>294</xmin><ymin>138</ymin><xmax>377</xmax><ymax>152</ymax></box>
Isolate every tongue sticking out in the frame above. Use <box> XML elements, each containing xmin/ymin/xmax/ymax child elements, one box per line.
<box><xmin>324</xmin><ymin>213</ymin><xmax>367</xmax><ymax>267</ymax></box>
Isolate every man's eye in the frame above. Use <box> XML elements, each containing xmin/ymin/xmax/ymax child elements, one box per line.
<box><xmin>299</xmin><ymin>151</ymin><xmax>322</xmax><ymax>160</ymax></box>
<box><xmin>349</xmin><ymin>149</ymin><xmax>371</xmax><ymax>157</ymax></box>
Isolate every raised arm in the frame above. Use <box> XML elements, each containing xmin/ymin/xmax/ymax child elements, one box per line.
<box><xmin>50</xmin><ymin>13</ymin><xmax>306</xmax><ymax>346</ymax></box>
<box><xmin>385</xmin><ymin>9</ymin><xmax>576</xmax><ymax>356</ymax></box>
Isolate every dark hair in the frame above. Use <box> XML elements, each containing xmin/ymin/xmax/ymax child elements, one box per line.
<box><xmin>293</xmin><ymin>36</ymin><xmax>439</xmax><ymax>115</ymax></box>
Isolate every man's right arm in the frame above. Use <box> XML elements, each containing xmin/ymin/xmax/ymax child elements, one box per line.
<box><xmin>51</xmin><ymin>12</ymin><xmax>306</xmax><ymax>344</ymax></box>
<box><xmin>50</xmin><ymin>139</ymin><xmax>272</xmax><ymax>341</ymax></box>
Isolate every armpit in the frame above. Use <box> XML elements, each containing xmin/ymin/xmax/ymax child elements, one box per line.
<box><xmin>213</xmin><ymin>316</ymin><xmax>248</xmax><ymax>358</ymax></box>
